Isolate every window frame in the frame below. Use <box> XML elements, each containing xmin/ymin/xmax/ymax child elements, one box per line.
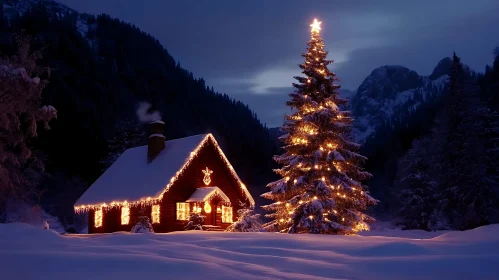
<box><xmin>221</xmin><ymin>205</ymin><xmax>233</xmax><ymax>223</ymax></box>
<box><xmin>94</xmin><ymin>208</ymin><xmax>103</xmax><ymax>228</ymax></box>
<box><xmin>176</xmin><ymin>202</ymin><xmax>190</xmax><ymax>221</ymax></box>
<box><xmin>121</xmin><ymin>205</ymin><xmax>130</xmax><ymax>225</ymax></box>
<box><xmin>151</xmin><ymin>205</ymin><xmax>160</xmax><ymax>224</ymax></box>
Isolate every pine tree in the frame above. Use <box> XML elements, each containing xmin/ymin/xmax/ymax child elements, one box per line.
<box><xmin>225</xmin><ymin>207</ymin><xmax>263</xmax><ymax>232</ymax></box>
<box><xmin>261</xmin><ymin>19</ymin><xmax>377</xmax><ymax>234</ymax></box>
<box><xmin>413</xmin><ymin>52</ymin><xmax>499</xmax><ymax>230</ymax></box>
<box><xmin>0</xmin><ymin>34</ymin><xmax>57</xmax><ymax>207</ymax></box>
<box><xmin>393</xmin><ymin>137</ymin><xmax>448</xmax><ymax>231</ymax></box>
<box><xmin>449</xmin><ymin>85</ymin><xmax>499</xmax><ymax>230</ymax></box>
<box><xmin>100</xmin><ymin>119</ymin><xmax>146</xmax><ymax>170</ymax></box>
<box><xmin>436</xmin><ymin>53</ymin><xmax>466</xmax><ymax>224</ymax></box>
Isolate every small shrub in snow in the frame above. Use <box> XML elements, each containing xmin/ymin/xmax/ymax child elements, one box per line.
<box><xmin>3</xmin><ymin>202</ymin><xmax>52</xmax><ymax>230</ymax></box>
<box><xmin>225</xmin><ymin>208</ymin><xmax>263</xmax><ymax>232</ymax></box>
<box><xmin>131</xmin><ymin>216</ymin><xmax>154</xmax><ymax>233</ymax></box>
<box><xmin>184</xmin><ymin>212</ymin><xmax>205</xmax><ymax>231</ymax></box>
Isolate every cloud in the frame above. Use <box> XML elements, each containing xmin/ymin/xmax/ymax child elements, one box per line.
<box><xmin>234</xmin><ymin>87</ymin><xmax>293</xmax><ymax>127</ymax></box>
<box><xmin>208</xmin><ymin>9</ymin><xmax>406</xmax><ymax>93</ymax></box>
<box><xmin>57</xmin><ymin>0</ymin><xmax>499</xmax><ymax>126</ymax></box>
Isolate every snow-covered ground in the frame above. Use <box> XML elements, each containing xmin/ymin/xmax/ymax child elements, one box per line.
<box><xmin>1</xmin><ymin>223</ymin><xmax>499</xmax><ymax>280</ymax></box>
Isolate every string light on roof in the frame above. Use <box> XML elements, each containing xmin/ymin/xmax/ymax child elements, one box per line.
<box><xmin>74</xmin><ymin>134</ymin><xmax>255</xmax><ymax>213</ymax></box>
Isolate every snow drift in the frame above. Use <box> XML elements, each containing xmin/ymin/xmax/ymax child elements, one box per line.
<box><xmin>1</xmin><ymin>223</ymin><xmax>498</xmax><ymax>279</ymax></box>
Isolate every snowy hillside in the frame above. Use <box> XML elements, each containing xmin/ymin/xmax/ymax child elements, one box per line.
<box><xmin>3</xmin><ymin>0</ymin><xmax>90</xmax><ymax>37</ymax></box>
<box><xmin>2</xmin><ymin>223</ymin><xmax>499</xmax><ymax>279</ymax></box>
<box><xmin>349</xmin><ymin>58</ymin><xmax>452</xmax><ymax>142</ymax></box>
<box><xmin>2</xmin><ymin>203</ymin><xmax>66</xmax><ymax>234</ymax></box>
<box><xmin>4</xmin><ymin>0</ymin><xmax>72</xmax><ymax>17</ymax></box>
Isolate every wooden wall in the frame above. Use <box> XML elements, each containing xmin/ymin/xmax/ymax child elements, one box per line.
<box><xmin>88</xmin><ymin>204</ymin><xmax>153</xmax><ymax>233</ymax></box>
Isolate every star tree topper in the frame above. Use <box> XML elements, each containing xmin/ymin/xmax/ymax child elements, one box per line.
<box><xmin>310</xmin><ymin>18</ymin><xmax>322</xmax><ymax>33</ymax></box>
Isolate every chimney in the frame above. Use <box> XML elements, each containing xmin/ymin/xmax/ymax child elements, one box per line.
<box><xmin>148</xmin><ymin>120</ymin><xmax>166</xmax><ymax>163</ymax></box>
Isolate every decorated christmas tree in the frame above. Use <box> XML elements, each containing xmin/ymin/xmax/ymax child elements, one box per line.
<box><xmin>261</xmin><ymin>19</ymin><xmax>377</xmax><ymax>234</ymax></box>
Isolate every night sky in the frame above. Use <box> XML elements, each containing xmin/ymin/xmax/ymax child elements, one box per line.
<box><xmin>57</xmin><ymin>0</ymin><xmax>499</xmax><ymax>127</ymax></box>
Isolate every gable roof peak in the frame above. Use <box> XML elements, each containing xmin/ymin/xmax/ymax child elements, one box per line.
<box><xmin>74</xmin><ymin>133</ymin><xmax>254</xmax><ymax>212</ymax></box>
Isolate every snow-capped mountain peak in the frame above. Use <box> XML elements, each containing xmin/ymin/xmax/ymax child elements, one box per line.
<box><xmin>429</xmin><ymin>57</ymin><xmax>453</xmax><ymax>81</ymax></box>
<box><xmin>350</xmin><ymin>59</ymin><xmax>451</xmax><ymax>143</ymax></box>
<box><xmin>3</xmin><ymin>0</ymin><xmax>75</xmax><ymax>17</ymax></box>
<box><xmin>3</xmin><ymin>0</ymin><xmax>90</xmax><ymax>37</ymax></box>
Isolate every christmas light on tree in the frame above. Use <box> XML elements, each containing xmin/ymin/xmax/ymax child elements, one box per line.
<box><xmin>261</xmin><ymin>18</ymin><xmax>377</xmax><ymax>234</ymax></box>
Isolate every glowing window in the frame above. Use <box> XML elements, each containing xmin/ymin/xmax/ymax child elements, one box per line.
<box><xmin>94</xmin><ymin>208</ymin><xmax>103</xmax><ymax>228</ymax></box>
<box><xmin>176</xmin><ymin>202</ymin><xmax>190</xmax><ymax>221</ymax></box>
<box><xmin>121</xmin><ymin>205</ymin><xmax>130</xmax><ymax>225</ymax></box>
<box><xmin>152</xmin><ymin>205</ymin><xmax>160</xmax><ymax>224</ymax></box>
<box><xmin>222</xmin><ymin>206</ymin><xmax>233</xmax><ymax>223</ymax></box>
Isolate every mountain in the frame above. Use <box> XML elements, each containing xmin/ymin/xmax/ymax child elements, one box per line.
<box><xmin>4</xmin><ymin>0</ymin><xmax>73</xmax><ymax>16</ymax></box>
<box><xmin>339</xmin><ymin>88</ymin><xmax>356</xmax><ymax>100</ymax></box>
<box><xmin>0</xmin><ymin>0</ymin><xmax>279</xmax><ymax>214</ymax></box>
<box><xmin>350</xmin><ymin>59</ymin><xmax>451</xmax><ymax>142</ymax></box>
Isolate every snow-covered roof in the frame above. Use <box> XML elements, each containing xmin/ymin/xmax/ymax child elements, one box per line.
<box><xmin>149</xmin><ymin>134</ymin><xmax>166</xmax><ymax>138</ymax></box>
<box><xmin>76</xmin><ymin>134</ymin><xmax>207</xmax><ymax>206</ymax></box>
<box><xmin>186</xmin><ymin>187</ymin><xmax>230</xmax><ymax>203</ymax></box>
<box><xmin>75</xmin><ymin>133</ymin><xmax>255</xmax><ymax>209</ymax></box>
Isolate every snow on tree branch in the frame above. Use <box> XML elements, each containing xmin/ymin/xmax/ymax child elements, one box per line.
<box><xmin>261</xmin><ymin>19</ymin><xmax>376</xmax><ymax>235</ymax></box>
<box><xmin>0</xmin><ymin>33</ymin><xmax>56</xmax><ymax>207</ymax></box>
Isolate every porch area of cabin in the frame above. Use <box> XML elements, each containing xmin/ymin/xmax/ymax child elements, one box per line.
<box><xmin>176</xmin><ymin>186</ymin><xmax>234</xmax><ymax>230</ymax></box>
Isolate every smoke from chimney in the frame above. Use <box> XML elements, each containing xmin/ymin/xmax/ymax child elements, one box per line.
<box><xmin>136</xmin><ymin>102</ymin><xmax>161</xmax><ymax>123</ymax></box>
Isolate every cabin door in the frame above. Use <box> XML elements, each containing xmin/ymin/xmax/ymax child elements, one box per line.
<box><xmin>207</xmin><ymin>198</ymin><xmax>221</xmax><ymax>226</ymax></box>
<box><xmin>209</xmin><ymin>202</ymin><xmax>217</xmax><ymax>225</ymax></box>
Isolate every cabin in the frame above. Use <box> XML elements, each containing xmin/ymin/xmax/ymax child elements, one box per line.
<box><xmin>74</xmin><ymin>121</ymin><xmax>255</xmax><ymax>233</ymax></box>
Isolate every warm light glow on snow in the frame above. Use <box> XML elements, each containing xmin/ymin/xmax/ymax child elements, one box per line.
<box><xmin>3</xmin><ymin>223</ymin><xmax>499</xmax><ymax>279</ymax></box>
<box><xmin>353</xmin><ymin>221</ymin><xmax>370</xmax><ymax>232</ymax></box>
